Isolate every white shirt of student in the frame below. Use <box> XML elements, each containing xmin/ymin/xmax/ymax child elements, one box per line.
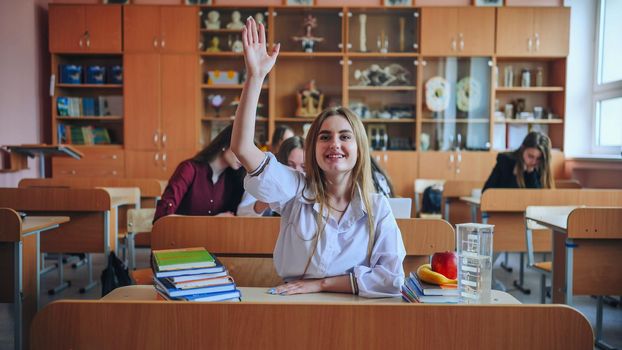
<box><xmin>244</xmin><ymin>153</ymin><xmax>406</xmax><ymax>298</ymax></box>
<box><xmin>236</xmin><ymin>191</ymin><xmax>271</xmax><ymax>217</ymax></box>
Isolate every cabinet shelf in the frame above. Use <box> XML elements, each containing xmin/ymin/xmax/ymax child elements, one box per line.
<box><xmin>200</xmin><ymin>52</ymin><xmax>243</xmax><ymax>57</ymax></box>
<box><xmin>201</xmin><ymin>84</ymin><xmax>268</xmax><ymax>90</ymax></box>
<box><xmin>57</xmin><ymin>116</ymin><xmax>123</xmax><ymax>121</ymax></box>
<box><xmin>200</xmin><ymin>29</ymin><xmax>243</xmax><ymax>33</ymax></box>
<box><xmin>422</xmin><ymin>118</ymin><xmax>490</xmax><ymax>123</ymax></box>
<box><xmin>56</xmin><ymin>84</ymin><xmax>123</xmax><ymax>89</ymax></box>
<box><xmin>494</xmin><ymin>118</ymin><xmax>563</xmax><ymax>124</ymax></box>
<box><xmin>362</xmin><ymin>118</ymin><xmax>415</xmax><ymax>123</ymax></box>
<box><xmin>349</xmin><ymin>86</ymin><xmax>416</xmax><ymax>91</ymax></box>
<box><xmin>279</xmin><ymin>52</ymin><xmax>343</xmax><ymax>58</ymax></box>
<box><xmin>202</xmin><ymin>116</ymin><xmax>268</xmax><ymax>122</ymax></box>
<box><xmin>347</xmin><ymin>52</ymin><xmax>419</xmax><ymax>58</ymax></box>
<box><xmin>275</xmin><ymin>117</ymin><xmax>316</xmax><ymax>122</ymax></box>
<box><xmin>495</xmin><ymin>87</ymin><xmax>564</xmax><ymax>92</ymax></box>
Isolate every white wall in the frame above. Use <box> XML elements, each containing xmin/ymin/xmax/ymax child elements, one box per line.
<box><xmin>564</xmin><ymin>0</ymin><xmax>597</xmax><ymax>156</ymax></box>
<box><xmin>0</xmin><ymin>0</ymin><xmax>49</xmax><ymax>187</ymax></box>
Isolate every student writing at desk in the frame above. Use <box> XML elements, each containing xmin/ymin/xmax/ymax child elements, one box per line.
<box><xmin>483</xmin><ymin>131</ymin><xmax>555</xmax><ymax>192</ymax></box>
<box><xmin>231</xmin><ymin>17</ymin><xmax>405</xmax><ymax>298</ymax></box>
<box><xmin>154</xmin><ymin>125</ymin><xmax>245</xmax><ymax>222</ymax></box>
<box><xmin>237</xmin><ymin>136</ymin><xmax>305</xmax><ymax>216</ymax></box>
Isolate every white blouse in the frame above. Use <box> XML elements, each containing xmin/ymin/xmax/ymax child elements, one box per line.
<box><xmin>244</xmin><ymin>153</ymin><xmax>406</xmax><ymax>298</ymax></box>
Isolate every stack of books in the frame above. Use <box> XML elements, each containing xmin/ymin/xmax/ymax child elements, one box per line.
<box><xmin>152</xmin><ymin>247</ymin><xmax>241</xmax><ymax>302</ymax></box>
<box><xmin>401</xmin><ymin>272</ymin><xmax>460</xmax><ymax>304</ymax></box>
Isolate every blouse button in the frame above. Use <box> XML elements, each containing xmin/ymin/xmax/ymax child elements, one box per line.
<box><xmin>168</xmin><ymin>203</ymin><xmax>172</xmax><ymax>207</ymax></box>
<box><xmin>210</xmin><ymin>200</ymin><xmax>214</xmax><ymax>203</ymax></box>
<box><xmin>208</xmin><ymin>210</ymin><xmax>212</xmax><ymax>214</ymax></box>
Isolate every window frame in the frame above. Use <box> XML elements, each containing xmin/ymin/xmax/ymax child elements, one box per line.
<box><xmin>591</xmin><ymin>0</ymin><xmax>622</xmax><ymax>154</ymax></box>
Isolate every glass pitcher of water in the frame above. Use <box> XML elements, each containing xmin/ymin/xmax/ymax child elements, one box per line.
<box><xmin>456</xmin><ymin>223</ymin><xmax>494</xmax><ymax>304</ymax></box>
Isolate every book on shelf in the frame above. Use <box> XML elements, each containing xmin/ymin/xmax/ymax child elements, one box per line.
<box><xmin>401</xmin><ymin>276</ymin><xmax>460</xmax><ymax>304</ymax></box>
<box><xmin>155</xmin><ymin>284</ymin><xmax>241</xmax><ymax>302</ymax></box>
<box><xmin>408</xmin><ymin>272</ymin><xmax>459</xmax><ymax>297</ymax></box>
<box><xmin>153</xmin><ymin>275</ymin><xmax>236</xmax><ymax>298</ymax></box>
<box><xmin>152</xmin><ymin>247</ymin><xmax>216</xmax><ymax>272</ymax></box>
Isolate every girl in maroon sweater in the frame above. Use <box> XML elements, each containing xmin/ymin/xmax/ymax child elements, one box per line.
<box><xmin>154</xmin><ymin>125</ymin><xmax>245</xmax><ymax>222</ymax></box>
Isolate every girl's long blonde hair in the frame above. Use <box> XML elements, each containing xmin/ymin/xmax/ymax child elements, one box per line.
<box><xmin>514</xmin><ymin>131</ymin><xmax>555</xmax><ymax>189</ymax></box>
<box><xmin>301</xmin><ymin>107</ymin><xmax>375</xmax><ymax>275</ymax></box>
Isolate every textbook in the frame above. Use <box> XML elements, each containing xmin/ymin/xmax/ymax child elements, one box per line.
<box><xmin>152</xmin><ymin>255</ymin><xmax>226</xmax><ymax>278</ymax></box>
<box><xmin>168</xmin><ymin>270</ymin><xmax>228</xmax><ymax>283</ymax></box>
<box><xmin>156</xmin><ymin>284</ymin><xmax>241</xmax><ymax>302</ymax></box>
<box><xmin>152</xmin><ymin>247</ymin><xmax>216</xmax><ymax>271</ymax></box>
<box><xmin>409</xmin><ymin>272</ymin><xmax>459</xmax><ymax>296</ymax></box>
<box><xmin>168</xmin><ymin>275</ymin><xmax>234</xmax><ymax>290</ymax></box>
<box><xmin>154</xmin><ymin>276</ymin><xmax>236</xmax><ymax>297</ymax></box>
<box><xmin>402</xmin><ymin>277</ymin><xmax>459</xmax><ymax>304</ymax></box>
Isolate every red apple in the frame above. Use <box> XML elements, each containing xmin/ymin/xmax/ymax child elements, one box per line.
<box><xmin>431</xmin><ymin>251</ymin><xmax>458</xmax><ymax>280</ymax></box>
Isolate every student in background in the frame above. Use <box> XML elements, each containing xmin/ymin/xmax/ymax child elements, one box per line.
<box><xmin>154</xmin><ymin>125</ymin><xmax>245</xmax><ymax>222</ymax></box>
<box><xmin>370</xmin><ymin>156</ymin><xmax>394</xmax><ymax>198</ymax></box>
<box><xmin>270</xmin><ymin>124</ymin><xmax>294</xmax><ymax>153</ymax></box>
<box><xmin>483</xmin><ymin>131</ymin><xmax>555</xmax><ymax>192</ymax></box>
<box><xmin>237</xmin><ymin>136</ymin><xmax>305</xmax><ymax>216</ymax></box>
<box><xmin>231</xmin><ymin>17</ymin><xmax>405</xmax><ymax>298</ymax></box>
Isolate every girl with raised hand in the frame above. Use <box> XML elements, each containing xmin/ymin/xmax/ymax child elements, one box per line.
<box><xmin>230</xmin><ymin>17</ymin><xmax>405</xmax><ymax>298</ymax></box>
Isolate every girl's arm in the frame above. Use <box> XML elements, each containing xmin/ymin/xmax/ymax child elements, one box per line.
<box><xmin>271</xmin><ymin>275</ymin><xmax>353</xmax><ymax>295</ymax></box>
<box><xmin>231</xmin><ymin>17</ymin><xmax>280</xmax><ymax>172</ymax></box>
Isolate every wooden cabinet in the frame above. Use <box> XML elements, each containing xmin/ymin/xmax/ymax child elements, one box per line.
<box><xmin>373</xmin><ymin>151</ymin><xmax>418</xmax><ymax>198</ymax></box>
<box><xmin>49</xmin><ymin>4</ymin><xmax>122</xmax><ymax>53</ymax></box>
<box><xmin>124</xmin><ymin>5</ymin><xmax>198</xmax><ymax>53</ymax></box>
<box><xmin>496</xmin><ymin>7</ymin><xmax>570</xmax><ymax>57</ymax></box>
<box><xmin>421</xmin><ymin>7</ymin><xmax>495</xmax><ymax>56</ymax></box>
<box><xmin>124</xmin><ymin>53</ymin><xmax>199</xmax><ymax>177</ymax></box>
<box><xmin>125</xmin><ymin>150</ymin><xmax>193</xmax><ymax>180</ymax></box>
<box><xmin>52</xmin><ymin>148</ymin><xmax>125</xmax><ymax>178</ymax></box>
<box><xmin>418</xmin><ymin>151</ymin><xmax>496</xmax><ymax>181</ymax></box>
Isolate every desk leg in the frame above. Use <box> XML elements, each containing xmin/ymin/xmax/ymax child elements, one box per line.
<box><xmin>565</xmin><ymin>238</ymin><xmax>575</xmax><ymax>306</ymax></box>
<box><xmin>443</xmin><ymin>199</ymin><xmax>451</xmax><ymax>222</ymax></box>
<box><xmin>79</xmin><ymin>254</ymin><xmax>97</xmax><ymax>293</ymax></box>
<box><xmin>48</xmin><ymin>254</ymin><xmax>70</xmax><ymax>295</ymax></box>
<box><xmin>13</xmin><ymin>242</ymin><xmax>22</xmax><ymax>350</ymax></box>
<box><xmin>38</xmin><ymin>154</ymin><xmax>45</xmax><ymax>179</ymax></box>
<box><xmin>470</xmin><ymin>205</ymin><xmax>477</xmax><ymax>223</ymax></box>
<box><xmin>512</xmin><ymin>253</ymin><xmax>531</xmax><ymax>294</ymax></box>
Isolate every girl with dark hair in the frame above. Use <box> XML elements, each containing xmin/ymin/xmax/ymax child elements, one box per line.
<box><xmin>270</xmin><ymin>124</ymin><xmax>294</xmax><ymax>153</ymax></box>
<box><xmin>153</xmin><ymin>125</ymin><xmax>246</xmax><ymax>222</ymax></box>
<box><xmin>483</xmin><ymin>131</ymin><xmax>555</xmax><ymax>192</ymax></box>
<box><xmin>237</xmin><ymin>136</ymin><xmax>305</xmax><ymax>216</ymax></box>
<box><xmin>230</xmin><ymin>17</ymin><xmax>405</xmax><ymax>298</ymax></box>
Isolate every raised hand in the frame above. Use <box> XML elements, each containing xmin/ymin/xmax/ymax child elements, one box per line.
<box><xmin>242</xmin><ymin>16</ymin><xmax>280</xmax><ymax>80</ymax></box>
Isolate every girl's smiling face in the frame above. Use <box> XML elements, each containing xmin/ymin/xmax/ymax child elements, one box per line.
<box><xmin>315</xmin><ymin>115</ymin><xmax>357</xmax><ymax>176</ymax></box>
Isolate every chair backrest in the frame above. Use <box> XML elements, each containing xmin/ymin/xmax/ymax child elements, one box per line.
<box><xmin>31</xmin><ymin>300</ymin><xmax>594</xmax><ymax>350</ymax></box>
<box><xmin>387</xmin><ymin>198</ymin><xmax>412</xmax><ymax>218</ymax></box>
<box><xmin>127</xmin><ymin>208</ymin><xmax>156</xmax><ymax>233</ymax></box>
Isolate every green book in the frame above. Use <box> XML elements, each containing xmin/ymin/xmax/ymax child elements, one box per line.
<box><xmin>152</xmin><ymin>247</ymin><xmax>216</xmax><ymax>272</ymax></box>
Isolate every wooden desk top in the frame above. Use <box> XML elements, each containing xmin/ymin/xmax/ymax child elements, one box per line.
<box><xmin>22</xmin><ymin>216</ymin><xmax>70</xmax><ymax>236</ymax></box>
<box><xmin>103</xmin><ymin>285</ymin><xmax>520</xmax><ymax>304</ymax></box>
<box><xmin>100</xmin><ymin>187</ymin><xmax>141</xmax><ymax>208</ymax></box>
<box><xmin>460</xmin><ymin>196</ymin><xmax>481</xmax><ymax>206</ymax></box>
<box><xmin>4</xmin><ymin>144</ymin><xmax>84</xmax><ymax>159</ymax></box>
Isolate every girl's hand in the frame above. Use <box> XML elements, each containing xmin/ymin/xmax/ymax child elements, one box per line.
<box><xmin>242</xmin><ymin>16</ymin><xmax>280</xmax><ymax>80</ymax></box>
<box><xmin>269</xmin><ymin>279</ymin><xmax>322</xmax><ymax>295</ymax></box>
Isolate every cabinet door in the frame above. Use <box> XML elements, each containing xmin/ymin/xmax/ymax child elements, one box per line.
<box><xmin>84</xmin><ymin>5</ymin><xmax>122</xmax><ymax>53</ymax></box>
<box><xmin>374</xmin><ymin>151</ymin><xmax>418</xmax><ymax>198</ymax></box>
<box><xmin>160</xmin><ymin>7</ymin><xmax>198</xmax><ymax>53</ymax></box>
<box><xmin>125</xmin><ymin>151</ymin><xmax>168</xmax><ymax>179</ymax></box>
<box><xmin>420</xmin><ymin>8</ymin><xmax>458</xmax><ymax>55</ymax></box>
<box><xmin>454</xmin><ymin>151</ymin><xmax>497</xmax><ymax>181</ymax></box>
<box><xmin>418</xmin><ymin>152</ymin><xmax>457</xmax><ymax>180</ymax></box>
<box><xmin>160</xmin><ymin>149</ymin><xmax>196</xmax><ymax>179</ymax></box>
<box><xmin>49</xmin><ymin>5</ymin><xmax>86</xmax><ymax>53</ymax></box>
<box><xmin>161</xmin><ymin>54</ymin><xmax>199</xmax><ymax>151</ymax></box>
<box><xmin>496</xmin><ymin>8</ymin><xmax>534</xmax><ymax>56</ymax></box>
<box><xmin>533</xmin><ymin>8</ymin><xmax>570</xmax><ymax>57</ymax></box>
<box><xmin>124</xmin><ymin>5</ymin><xmax>161</xmax><ymax>52</ymax></box>
<box><xmin>124</xmin><ymin>54</ymin><xmax>161</xmax><ymax>151</ymax></box>
<box><xmin>458</xmin><ymin>8</ymin><xmax>495</xmax><ymax>55</ymax></box>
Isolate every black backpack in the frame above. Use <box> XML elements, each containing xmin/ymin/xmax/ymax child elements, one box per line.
<box><xmin>101</xmin><ymin>252</ymin><xmax>133</xmax><ymax>297</ymax></box>
<box><xmin>422</xmin><ymin>185</ymin><xmax>442</xmax><ymax>214</ymax></box>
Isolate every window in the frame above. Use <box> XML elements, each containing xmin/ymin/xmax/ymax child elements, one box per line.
<box><xmin>593</xmin><ymin>0</ymin><xmax>622</xmax><ymax>153</ymax></box>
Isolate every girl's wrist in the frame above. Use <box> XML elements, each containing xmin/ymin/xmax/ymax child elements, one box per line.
<box><xmin>245</xmin><ymin>75</ymin><xmax>266</xmax><ymax>85</ymax></box>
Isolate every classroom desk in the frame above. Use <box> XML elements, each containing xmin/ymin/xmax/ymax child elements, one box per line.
<box><xmin>442</xmin><ymin>180</ymin><xmax>482</xmax><ymax>224</ymax></box>
<box><xmin>3</xmin><ymin>144</ymin><xmax>83</xmax><ymax>178</ymax></box>
<box><xmin>31</xmin><ymin>290</ymin><xmax>594</xmax><ymax>350</ymax></box>
<box><xmin>103</xmin><ymin>285</ymin><xmax>520</xmax><ymax>304</ymax></box>
<box><xmin>460</xmin><ymin>195</ymin><xmax>481</xmax><ymax>223</ymax></box>
<box><xmin>526</xmin><ymin>206</ymin><xmax>622</xmax><ymax>350</ymax></box>
<box><xmin>0</xmin><ymin>208</ymin><xmax>69</xmax><ymax>350</ymax></box>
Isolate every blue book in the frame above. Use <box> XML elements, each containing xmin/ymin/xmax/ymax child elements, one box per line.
<box><xmin>86</xmin><ymin>65</ymin><xmax>106</xmax><ymax>84</ymax></box>
<box><xmin>154</xmin><ymin>275</ymin><xmax>236</xmax><ymax>297</ymax></box>
<box><xmin>59</xmin><ymin>64</ymin><xmax>82</xmax><ymax>84</ymax></box>
<box><xmin>403</xmin><ymin>277</ymin><xmax>459</xmax><ymax>304</ymax></box>
<box><xmin>181</xmin><ymin>289</ymin><xmax>241</xmax><ymax>302</ymax></box>
<box><xmin>57</xmin><ymin>97</ymin><xmax>69</xmax><ymax>116</ymax></box>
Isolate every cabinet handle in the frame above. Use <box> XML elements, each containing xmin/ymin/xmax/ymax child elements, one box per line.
<box><xmin>383</xmin><ymin>154</ymin><xmax>388</xmax><ymax>163</ymax></box>
<box><xmin>527</xmin><ymin>37</ymin><xmax>533</xmax><ymax>52</ymax></box>
<box><xmin>421</xmin><ymin>60</ymin><xmax>427</xmax><ymax>66</ymax></box>
<box><xmin>162</xmin><ymin>152</ymin><xmax>168</xmax><ymax>170</ymax></box>
<box><xmin>153</xmin><ymin>131</ymin><xmax>159</xmax><ymax>146</ymax></box>
<box><xmin>413</xmin><ymin>11</ymin><xmax>420</xmax><ymax>18</ymax></box>
<box><xmin>451</xmin><ymin>37</ymin><xmax>457</xmax><ymax>52</ymax></box>
<box><xmin>338</xmin><ymin>43</ymin><xmax>343</xmax><ymax>49</ymax></box>
<box><xmin>534</xmin><ymin>33</ymin><xmax>540</xmax><ymax>51</ymax></box>
<box><xmin>160</xmin><ymin>38</ymin><xmax>166</xmax><ymax>48</ymax></box>
<box><xmin>458</xmin><ymin>33</ymin><xmax>464</xmax><ymax>51</ymax></box>
<box><xmin>161</xmin><ymin>133</ymin><xmax>167</xmax><ymax>147</ymax></box>
<box><xmin>84</xmin><ymin>31</ymin><xmax>90</xmax><ymax>48</ymax></box>
<box><xmin>198</xmin><ymin>41</ymin><xmax>203</xmax><ymax>50</ymax></box>
<box><xmin>455</xmin><ymin>152</ymin><xmax>462</xmax><ymax>174</ymax></box>
<box><xmin>111</xmin><ymin>154</ymin><xmax>118</xmax><ymax>160</ymax></box>
<box><xmin>448</xmin><ymin>153</ymin><xmax>454</xmax><ymax>170</ymax></box>
<box><xmin>153</xmin><ymin>37</ymin><xmax>159</xmax><ymax>48</ymax></box>
<box><xmin>79</xmin><ymin>38</ymin><xmax>83</xmax><ymax>47</ymax></box>
<box><xmin>413</xmin><ymin>43</ymin><xmax>418</xmax><ymax>50</ymax></box>
<box><xmin>70</xmin><ymin>169</ymin><xmax>76</xmax><ymax>175</ymax></box>
<box><xmin>112</xmin><ymin>170</ymin><xmax>118</xmax><ymax>176</ymax></box>
<box><xmin>154</xmin><ymin>152</ymin><xmax>160</xmax><ymax>165</ymax></box>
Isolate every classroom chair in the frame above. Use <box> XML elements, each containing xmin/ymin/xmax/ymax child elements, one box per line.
<box><xmin>125</xmin><ymin>208</ymin><xmax>155</xmax><ymax>270</ymax></box>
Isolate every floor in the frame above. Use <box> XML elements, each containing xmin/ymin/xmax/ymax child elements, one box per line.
<box><xmin>1</xmin><ymin>250</ymin><xmax>621</xmax><ymax>349</ymax></box>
